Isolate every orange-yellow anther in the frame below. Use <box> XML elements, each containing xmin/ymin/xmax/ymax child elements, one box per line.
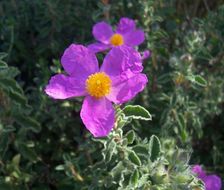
<box><xmin>86</xmin><ymin>72</ymin><xmax>111</xmax><ymax>98</ymax></box>
<box><xmin>110</xmin><ymin>33</ymin><xmax>124</xmax><ymax>46</ymax></box>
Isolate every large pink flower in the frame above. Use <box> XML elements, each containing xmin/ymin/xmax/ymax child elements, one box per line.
<box><xmin>88</xmin><ymin>17</ymin><xmax>145</xmax><ymax>53</ymax></box>
<box><xmin>45</xmin><ymin>44</ymin><xmax>148</xmax><ymax>137</ymax></box>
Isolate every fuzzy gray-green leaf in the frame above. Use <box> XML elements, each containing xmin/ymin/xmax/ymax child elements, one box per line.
<box><xmin>125</xmin><ymin>130</ymin><xmax>135</xmax><ymax>144</ymax></box>
<box><xmin>128</xmin><ymin>150</ymin><xmax>142</xmax><ymax>166</ymax></box>
<box><xmin>130</xmin><ymin>169</ymin><xmax>139</xmax><ymax>186</ymax></box>
<box><xmin>149</xmin><ymin>135</ymin><xmax>161</xmax><ymax>162</ymax></box>
<box><xmin>194</xmin><ymin>75</ymin><xmax>207</xmax><ymax>87</ymax></box>
<box><xmin>123</xmin><ymin>105</ymin><xmax>152</xmax><ymax>121</ymax></box>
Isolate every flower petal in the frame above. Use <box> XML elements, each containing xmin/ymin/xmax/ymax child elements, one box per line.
<box><xmin>45</xmin><ymin>74</ymin><xmax>86</xmax><ymax>99</ymax></box>
<box><xmin>116</xmin><ymin>17</ymin><xmax>136</xmax><ymax>34</ymax></box>
<box><xmin>100</xmin><ymin>46</ymin><xmax>143</xmax><ymax>81</ymax></box>
<box><xmin>192</xmin><ymin>165</ymin><xmax>206</xmax><ymax>179</ymax></box>
<box><xmin>80</xmin><ymin>96</ymin><xmax>115</xmax><ymax>137</ymax></box>
<box><xmin>204</xmin><ymin>175</ymin><xmax>222</xmax><ymax>190</ymax></box>
<box><xmin>61</xmin><ymin>44</ymin><xmax>99</xmax><ymax>77</ymax></box>
<box><xmin>107</xmin><ymin>73</ymin><xmax>148</xmax><ymax>104</ymax></box>
<box><xmin>92</xmin><ymin>22</ymin><xmax>113</xmax><ymax>44</ymax></box>
<box><xmin>124</xmin><ymin>29</ymin><xmax>145</xmax><ymax>46</ymax></box>
<box><xmin>88</xmin><ymin>42</ymin><xmax>111</xmax><ymax>53</ymax></box>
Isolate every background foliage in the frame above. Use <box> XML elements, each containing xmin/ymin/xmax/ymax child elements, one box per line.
<box><xmin>0</xmin><ymin>0</ymin><xmax>223</xmax><ymax>189</ymax></box>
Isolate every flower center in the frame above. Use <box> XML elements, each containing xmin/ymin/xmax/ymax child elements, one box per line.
<box><xmin>86</xmin><ymin>72</ymin><xmax>111</xmax><ymax>98</ymax></box>
<box><xmin>110</xmin><ymin>33</ymin><xmax>124</xmax><ymax>46</ymax></box>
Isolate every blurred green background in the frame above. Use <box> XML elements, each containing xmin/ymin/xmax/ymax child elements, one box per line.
<box><xmin>0</xmin><ymin>0</ymin><xmax>223</xmax><ymax>189</ymax></box>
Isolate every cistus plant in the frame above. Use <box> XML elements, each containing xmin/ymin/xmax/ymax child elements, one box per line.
<box><xmin>43</xmin><ymin>15</ymin><xmax>202</xmax><ymax>189</ymax></box>
<box><xmin>0</xmin><ymin>0</ymin><xmax>223</xmax><ymax>189</ymax></box>
<box><xmin>54</xmin><ymin>128</ymin><xmax>203</xmax><ymax>189</ymax></box>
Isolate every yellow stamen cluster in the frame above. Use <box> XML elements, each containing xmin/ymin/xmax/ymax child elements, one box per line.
<box><xmin>86</xmin><ymin>72</ymin><xmax>111</xmax><ymax>98</ymax></box>
<box><xmin>110</xmin><ymin>33</ymin><xmax>124</xmax><ymax>46</ymax></box>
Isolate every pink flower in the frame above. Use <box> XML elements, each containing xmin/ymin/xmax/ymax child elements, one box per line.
<box><xmin>192</xmin><ymin>165</ymin><xmax>222</xmax><ymax>190</ymax></box>
<box><xmin>45</xmin><ymin>44</ymin><xmax>148</xmax><ymax>137</ymax></box>
<box><xmin>88</xmin><ymin>17</ymin><xmax>145</xmax><ymax>53</ymax></box>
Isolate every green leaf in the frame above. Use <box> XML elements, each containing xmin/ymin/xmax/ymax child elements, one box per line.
<box><xmin>175</xmin><ymin>174</ymin><xmax>192</xmax><ymax>184</ymax></box>
<box><xmin>123</xmin><ymin>105</ymin><xmax>152</xmax><ymax>121</ymax></box>
<box><xmin>104</xmin><ymin>140</ymin><xmax>117</xmax><ymax>162</ymax></box>
<box><xmin>0</xmin><ymin>52</ymin><xmax>8</xmax><ymax>59</ymax></box>
<box><xmin>176</xmin><ymin>114</ymin><xmax>188</xmax><ymax>142</ymax></box>
<box><xmin>130</xmin><ymin>169</ymin><xmax>139</xmax><ymax>186</ymax></box>
<box><xmin>12</xmin><ymin>154</ymin><xmax>21</xmax><ymax>166</ymax></box>
<box><xmin>110</xmin><ymin>161</ymin><xmax>125</xmax><ymax>182</ymax></box>
<box><xmin>149</xmin><ymin>135</ymin><xmax>161</xmax><ymax>162</ymax></box>
<box><xmin>180</xmin><ymin>129</ymin><xmax>188</xmax><ymax>142</ymax></box>
<box><xmin>138</xmin><ymin>174</ymin><xmax>150</xmax><ymax>188</ymax></box>
<box><xmin>194</xmin><ymin>75</ymin><xmax>207</xmax><ymax>87</ymax></box>
<box><xmin>14</xmin><ymin>115</ymin><xmax>41</xmax><ymax>133</ymax></box>
<box><xmin>132</xmin><ymin>145</ymin><xmax>148</xmax><ymax>155</ymax></box>
<box><xmin>128</xmin><ymin>150</ymin><xmax>142</xmax><ymax>166</ymax></box>
<box><xmin>0</xmin><ymin>78</ymin><xmax>23</xmax><ymax>94</ymax></box>
<box><xmin>187</xmin><ymin>75</ymin><xmax>207</xmax><ymax>87</ymax></box>
<box><xmin>125</xmin><ymin>130</ymin><xmax>135</xmax><ymax>144</ymax></box>
<box><xmin>0</xmin><ymin>61</ymin><xmax>8</xmax><ymax>69</ymax></box>
<box><xmin>177</xmin><ymin>113</ymin><xmax>186</xmax><ymax>129</ymax></box>
<box><xmin>2</xmin><ymin>125</ymin><xmax>16</xmax><ymax>133</ymax></box>
<box><xmin>8</xmin><ymin>90</ymin><xmax>27</xmax><ymax>106</ymax></box>
<box><xmin>16</xmin><ymin>143</ymin><xmax>39</xmax><ymax>162</ymax></box>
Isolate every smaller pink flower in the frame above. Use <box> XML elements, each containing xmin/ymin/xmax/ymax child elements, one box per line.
<box><xmin>88</xmin><ymin>17</ymin><xmax>145</xmax><ymax>53</ymax></box>
<box><xmin>192</xmin><ymin>165</ymin><xmax>222</xmax><ymax>190</ymax></box>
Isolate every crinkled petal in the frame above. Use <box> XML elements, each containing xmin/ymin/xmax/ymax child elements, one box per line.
<box><xmin>80</xmin><ymin>96</ymin><xmax>115</xmax><ymax>137</ymax></box>
<box><xmin>88</xmin><ymin>42</ymin><xmax>111</xmax><ymax>53</ymax></box>
<box><xmin>92</xmin><ymin>22</ymin><xmax>113</xmax><ymax>44</ymax></box>
<box><xmin>100</xmin><ymin>46</ymin><xmax>143</xmax><ymax>82</ymax></box>
<box><xmin>61</xmin><ymin>44</ymin><xmax>99</xmax><ymax>77</ymax></box>
<box><xmin>124</xmin><ymin>29</ymin><xmax>145</xmax><ymax>46</ymax></box>
<box><xmin>45</xmin><ymin>74</ymin><xmax>86</xmax><ymax>99</ymax></box>
<box><xmin>106</xmin><ymin>74</ymin><xmax>148</xmax><ymax>104</ymax></box>
<box><xmin>116</xmin><ymin>17</ymin><xmax>136</xmax><ymax>34</ymax></box>
<box><xmin>204</xmin><ymin>175</ymin><xmax>222</xmax><ymax>190</ymax></box>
